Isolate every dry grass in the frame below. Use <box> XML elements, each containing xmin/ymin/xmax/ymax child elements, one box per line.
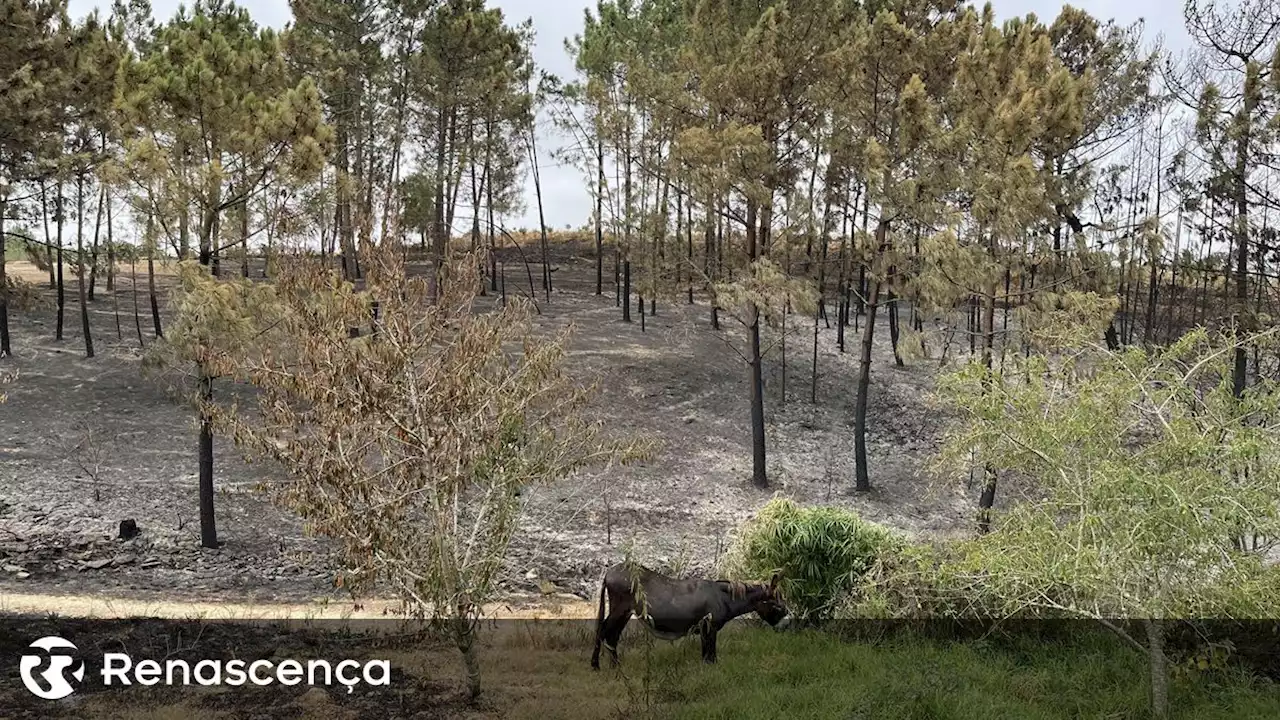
<box><xmin>0</xmin><ymin>591</ymin><xmax>598</xmax><ymax>621</ymax></box>
<box><xmin>5</xmin><ymin>260</ymin><xmax>182</xmax><ymax>286</ymax></box>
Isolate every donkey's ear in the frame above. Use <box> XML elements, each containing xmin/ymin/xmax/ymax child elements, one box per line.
<box><xmin>768</xmin><ymin>571</ymin><xmax>782</xmax><ymax>589</ymax></box>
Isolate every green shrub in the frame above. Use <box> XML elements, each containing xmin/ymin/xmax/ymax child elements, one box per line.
<box><xmin>723</xmin><ymin>497</ymin><xmax>905</xmax><ymax>622</ymax></box>
<box><xmin>847</xmin><ymin>538</ymin><xmax>1087</xmax><ymax>623</ymax></box>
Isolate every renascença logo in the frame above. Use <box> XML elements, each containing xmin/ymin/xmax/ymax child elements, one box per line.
<box><xmin>17</xmin><ymin>635</ymin><xmax>391</xmax><ymax>698</ymax></box>
<box><xmin>20</xmin><ymin>636</ymin><xmax>85</xmax><ymax>700</ymax></box>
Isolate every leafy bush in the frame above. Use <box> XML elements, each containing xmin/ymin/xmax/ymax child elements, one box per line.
<box><xmin>723</xmin><ymin>497</ymin><xmax>904</xmax><ymax>622</ymax></box>
<box><xmin>847</xmin><ymin>537</ymin><xmax>1091</xmax><ymax>624</ymax></box>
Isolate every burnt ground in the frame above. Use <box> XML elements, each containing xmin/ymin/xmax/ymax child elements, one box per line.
<box><xmin>0</xmin><ymin>240</ymin><xmax>984</xmax><ymax>606</ymax></box>
<box><xmin>0</xmin><ymin>614</ymin><xmax>649</xmax><ymax>720</ymax></box>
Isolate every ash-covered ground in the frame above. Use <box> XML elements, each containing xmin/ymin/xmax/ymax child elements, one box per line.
<box><xmin>0</xmin><ymin>242</ymin><xmax>984</xmax><ymax>606</ymax></box>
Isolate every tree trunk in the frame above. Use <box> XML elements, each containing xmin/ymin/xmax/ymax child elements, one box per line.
<box><xmin>529</xmin><ymin>126</ymin><xmax>550</xmax><ymax>302</ymax></box>
<box><xmin>780</xmin><ymin>301</ymin><xmax>787</xmax><ymax>405</ymax></box>
<box><xmin>623</xmin><ymin>261</ymin><xmax>632</xmax><ymax>322</ymax></box>
<box><xmin>178</xmin><ymin>193</ymin><xmax>190</xmax><ymax>260</ymax></box>
<box><xmin>687</xmin><ymin>191</ymin><xmax>694</xmax><ymax>305</ymax></box>
<box><xmin>76</xmin><ymin>175</ymin><xmax>95</xmax><ymax>359</ymax></box>
<box><xmin>1231</xmin><ymin>101</ymin><xmax>1251</xmax><ymax>399</ymax></box>
<box><xmin>430</xmin><ymin>106</ymin><xmax>449</xmax><ymax>302</ymax></box>
<box><xmin>131</xmin><ymin>251</ymin><xmax>143</xmax><ymax>348</ymax></box>
<box><xmin>746</xmin><ymin>200</ymin><xmax>767</xmax><ymax>490</ymax></box>
<box><xmin>108</xmin><ymin>193</ymin><xmax>120</xmax><ymax>339</ymax></box>
<box><xmin>1165</xmin><ymin>208</ymin><xmax>1182</xmax><ymax>343</ymax></box>
<box><xmin>704</xmin><ymin>198</ymin><xmax>716</xmax><ymax>318</ymax></box>
<box><xmin>854</xmin><ymin>219</ymin><xmax>889</xmax><ymax>492</ymax></box>
<box><xmin>240</xmin><ymin>187</ymin><xmax>250</xmax><ymax>279</ymax></box>
<box><xmin>1145</xmin><ymin>619</ymin><xmax>1169</xmax><ymax>719</ymax></box>
<box><xmin>146</xmin><ymin>215</ymin><xmax>162</xmax><ymax>338</ymax></box>
<box><xmin>457</xmin><ymin>623</ymin><xmax>482</xmax><ymax>701</ymax></box>
<box><xmin>106</xmin><ymin>188</ymin><xmax>116</xmax><ymax>293</ymax></box>
<box><xmin>88</xmin><ymin>182</ymin><xmax>104</xmax><ymax>302</ymax></box>
<box><xmin>596</xmin><ymin>133</ymin><xmax>605</xmax><ymax>296</ymax></box>
<box><xmin>56</xmin><ymin>181</ymin><xmax>65</xmax><ymax>341</ymax></box>
<box><xmin>198</xmin><ymin>371</ymin><xmax>217</xmax><ymax>548</ymax></box>
<box><xmin>0</xmin><ymin>194</ymin><xmax>9</xmax><ymax>358</ymax></box>
<box><xmin>888</xmin><ymin>290</ymin><xmax>902</xmax><ymax>367</ymax></box>
<box><xmin>835</xmin><ymin>195</ymin><xmax>852</xmax><ymax>353</ymax></box>
<box><xmin>977</xmin><ymin>260</ymin><xmax>999</xmax><ymax>533</ymax></box>
<box><xmin>487</xmin><ymin>116</ymin><xmax>498</xmax><ymax>293</ymax></box>
<box><xmin>675</xmin><ymin>184</ymin><xmax>683</xmax><ymax>305</ymax></box>
<box><xmin>40</xmin><ymin>183</ymin><xmax>55</xmax><ymax>289</ymax></box>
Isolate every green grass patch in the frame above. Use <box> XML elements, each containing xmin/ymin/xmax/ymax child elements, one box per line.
<box><xmin>609</xmin><ymin>625</ymin><xmax>1280</xmax><ymax>719</ymax></box>
<box><xmin>4</xmin><ymin>239</ymin><xmax>29</xmax><ymax>261</ymax></box>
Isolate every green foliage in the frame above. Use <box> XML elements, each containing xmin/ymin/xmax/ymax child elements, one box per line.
<box><xmin>118</xmin><ymin>0</ymin><xmax>332</xmax><ymax>256</ymax></box>
<box><xmin>723</xmin><ymin>497</ymin><xmax>904</xmax><ymax>622</ymax></box>
<box><xmin>931</xmin><ymin>327</ymin><xmax>1280</xmax><ymax>622</ymax></box>
<box><xmin>636</xmin><ymin>624</ymin><xmax>1280</xmax><ymax>720</ymax></box>
<box><xmin>0</xmin><ymin>0</ymin><xmax>82</xmax><ymax>180</ymax></box>
<box><xmin>143</xmin><ymin>260</ymin><xmax>285</xmax><ymax>380</ymax></box>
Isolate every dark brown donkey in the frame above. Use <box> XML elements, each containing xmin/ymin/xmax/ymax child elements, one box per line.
<box><xmin>590</xmin><ymin>563</ymin><xmax>788</xmax><ymax>669</ymax></box>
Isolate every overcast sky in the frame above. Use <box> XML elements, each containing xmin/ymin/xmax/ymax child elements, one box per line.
<box><xmin>69</xmin><ymin>0</ymin><xmax>1191</xmax><ymax>231</ymax></box>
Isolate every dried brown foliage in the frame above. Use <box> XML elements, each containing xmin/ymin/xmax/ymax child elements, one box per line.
<box><xmin>155</xmin><ymin>243</ymin><xmax>651</xmax><ymax>696</ymax></box>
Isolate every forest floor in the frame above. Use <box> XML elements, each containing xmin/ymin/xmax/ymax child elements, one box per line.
<box><xmin>0</xmin><ymin>239</ymin><xmax>986</xmax><ymax>608</ymax></box>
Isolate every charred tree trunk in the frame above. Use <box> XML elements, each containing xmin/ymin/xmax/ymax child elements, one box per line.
<box><xmin>0</xmin><ymin>194</ymin><xmax>9</xmax><ymax>357</ymax></box>
<box><xmin>430</xmin><ymin>108</ymin><xmax>448</xmax><ymax>301</ymax></box>
<box><xmin>131</xmin><ymin>249</ymin><xmax>143</xmax><ymax>348</ymax></box>
<box><xmin>178</xmin><ymin>192</ymin><xmax>190</xmax><ymax>261</ymax></box>
<box><xmin>146</xmin><ymin>215</ymin><xmax>162</xmax><ymax>338</ymax></box>
<box><xmin>746</xmin><ymin>200</ymin><xmax>768</xmax><ymax>490</ymax></box>
<box><xmin>88</xmin><ymin>175</ymin><xmax>104</xmax><ymax>302</ymax></box>
<box><xmin>595</xmin><ymin>133</ymin><xmax>605</xmax><ymax>296</ymax></box>
<box><xmin>687</xmin><ymin>192</ymin><xmax>694</xmax><ymax>305</ymax></box>
<box><xmin>109</xmin><ymin>196</ymin><xmax>121</xmax><ymax>340</ymax></box>
<box><xmin>106</xmin><ymin>189</ymin><xmax>117</xmax><ymax>294</ymax></box>
<box><xmin>529</xmin><ymin>124</ymin><xmax>551</xmax><ymax>302</ymax></box>
<box><xmin>623</xmin><ymin>260</ymin><xmax>632</xmax><ymax>322</ymax></box>
<box><xmin>198</xmin><ymin>371</ymin><xmax>218</xmax><ymax>548</ymax></box>
<box><xmin>977</xmin><ymin>246</ymin><xmax>1000</xmax><ymax>533</ymax></box>
<box><xmin>55</xmin><ymin>181</ymin><xmax>65</xmax><ymax>341</ymax></box>
<box><xmin>854</xmin><ymin>219</ymin><xmax>889</xmax><ymax>492</ymax></box>
<box><xmin>75</xmin><ymin>175</ymin><xmax>94</xmax><ymax>358</ymax></box>
<box><xmin>240</xmin><ymin>185</ymin><xmax>250</xmax><ymax>279</ymax></box>
<box><xmin>1231</xmin><ymin>103</ymin><xmax>1251</xmax><ymax>399</ymax></box>
<box><xmin>41</xmin><ymin>183</ymin><xmax>55</xmax><ymax>289</ymax></box>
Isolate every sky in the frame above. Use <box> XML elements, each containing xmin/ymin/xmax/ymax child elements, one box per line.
<box><xmin>69</xmin><ymin>0</ymin><xmax>1194</xmax><ymax>232</ymax></box>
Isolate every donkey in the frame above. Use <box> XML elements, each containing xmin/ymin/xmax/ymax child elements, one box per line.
<box><xmin>590</xmin><ymin>562</ymin><xmax>788</xmax><ymax>669</ymax></box>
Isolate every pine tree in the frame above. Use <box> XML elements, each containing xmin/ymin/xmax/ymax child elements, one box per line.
<box><xmin>120</xmin><ymin>0</ymin><xmax>331</xmax><ymax>549</ymax></box>
<box><xmin>0</xmin><ymin>0</ymin><xmax>80</xmax><ymax>358</ymax></box>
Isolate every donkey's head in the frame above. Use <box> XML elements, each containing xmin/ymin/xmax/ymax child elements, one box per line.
<box><xmin>749</xmin><ymin>572</ymin><xmax>789</xmax><ymax>627</ymax></box>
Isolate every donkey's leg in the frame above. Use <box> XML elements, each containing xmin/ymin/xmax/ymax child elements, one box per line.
<box><xmin>700</xmin><ymin>620</ymin><xmax>720</xmax><ymax>664</ymax></box>
<box><xmin>591</xmin><ymin>592</ymin><xmax>610</xmax><ymax>670</ymax></box>
<box><xmin>602</xmin><ymin>603</ymin><xmax>633</xmax><ymax>666</ymax></box>
<box><xmin>591</xmin><ymin>627</ymin><xmax>604</xmax><ymax>670</ymax></box>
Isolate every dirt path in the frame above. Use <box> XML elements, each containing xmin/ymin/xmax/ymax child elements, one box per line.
<box><xmin>0</xmin><ymin>590</ymin><xmax>598</xmax><ymax>621</ymax></box>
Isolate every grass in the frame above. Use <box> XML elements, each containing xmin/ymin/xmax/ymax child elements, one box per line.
<box><xmin>636</xmin><ymin>626</ymin><xmax>1280</xmax><ymax>720</ymax></box>
<box><xmin>34</xmin><ymin>620</ymin><xmax>1280</xmax><ymax>719</ymax></box>
<box><xmin>4</xmin><ymin>238</ymin><xmax>32</xmax><ymax>262</ymax></box>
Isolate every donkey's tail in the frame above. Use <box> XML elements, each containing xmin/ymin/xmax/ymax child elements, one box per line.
<box><xmin>590</xmin><ymin>572</ymin><xmax>610</xmax><ymax>669</ymax></box>
<box><xmin>594</xmin><ymin>574</ymin><xmax>608</xmax><ymax>635</ymax></box>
